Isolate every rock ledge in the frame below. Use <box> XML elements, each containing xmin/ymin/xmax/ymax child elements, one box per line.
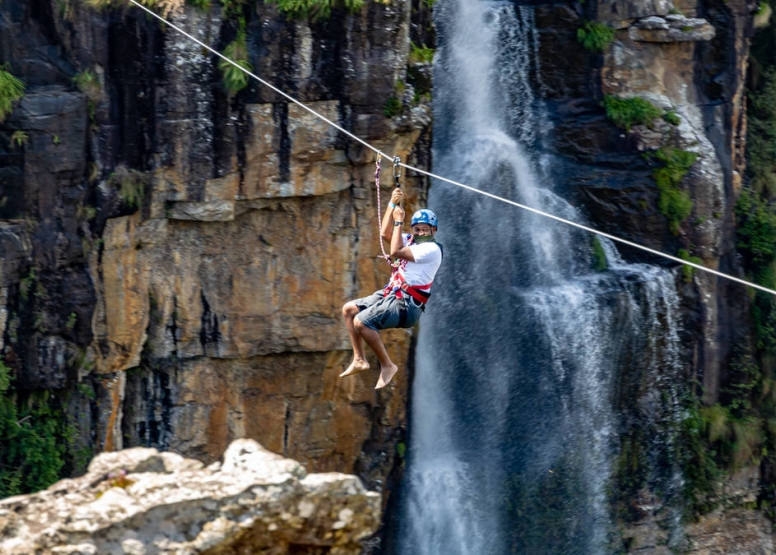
<box><xmin>0</xmin><ymin>439</ymin><xmax>380</xmax><ymax>554</ymax></box>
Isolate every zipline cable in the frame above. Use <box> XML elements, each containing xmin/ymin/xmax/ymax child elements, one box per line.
<box><xmin>401</xmin><ymin>164</ymin><xmax>776</xmax><ymax>296</ymax></box>
<box><xmin>126</xmin><ymin>0</ymin><xmax>776</xmax><ymax>299</ymax></box>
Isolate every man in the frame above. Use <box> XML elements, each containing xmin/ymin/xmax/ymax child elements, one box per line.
<box><xmin>340</xmin><ymin>187</ymin><xmax>443</xmax><ymax>389</ymax></box>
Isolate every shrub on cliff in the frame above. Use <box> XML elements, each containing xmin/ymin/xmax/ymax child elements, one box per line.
<box><xmin>736</xmin><ymin>189</ymin><xmax>776</xmax><ymax>269</ymax></box>
<box><xmin>219</xmin><ymin>29</ymin><xmax>253</xmax><ymax>93</ymax></box>
<box><xmin>747</xmin><ymin>68</ymin><xmax>776</xmax><ymax>196</ymax></box>
<box><xmin>576</xmin><ymin>21</ymin><xmax>615</xmax><ymax>52</ymax></box>
<box><xmin>0</xmin><ymin>359</ymin><xmax>70</xmax><ymax>498</ymax></box>
<box><xmin>650</xmin><ymin>147</ymin><xmax>697</xmax><ymax>235</ymax></box>
<box><xmin>82</xmin><ymin>0</ymin><xmax>186</xmax><ymax>17</ymax></box>
<box><xmin>0</xmin><ymin>66</ymin><xmax>24</xmax><ymax>124</ymax></box>
<box><xmin>602</xmin><ymin>95</ymin><xmax>663</xmax><ymax>132</ymax></box>
<box><xmin>264</xmin><ymin>0</ymin><xmax>363</xmax><ymax>20</ymax></box>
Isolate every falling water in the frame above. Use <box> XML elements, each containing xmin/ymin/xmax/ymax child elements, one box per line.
<box><xmin>392</xmin><ymin>1</ymin><xmax>686</xmax><ymax>553</ymax></box>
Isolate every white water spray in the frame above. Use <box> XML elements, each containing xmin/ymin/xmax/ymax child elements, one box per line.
<box><xmin>394</xmin><ymin>1</ymin><xmax>686</xmax><ymax>554</ymax></box>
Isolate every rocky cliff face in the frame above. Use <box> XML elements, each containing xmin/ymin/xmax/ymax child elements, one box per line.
<box><xmin>0</xmin><ymin>438</ymin><xmax>381</xmax><ymax>554</ymax></box>
<box><xmin>526</xmin><ymin>0</ymin><xmax>774</xmax><ymax>550</ymax></box>
<box><xmin>534</xmin><ymin>0</ymin><xmax>753</xmax><ymax>397</ymax></box>
<box><xmin>0</xmin><ymin>0</ymin><xmax>432</xmax><ymax>501</ymax></box>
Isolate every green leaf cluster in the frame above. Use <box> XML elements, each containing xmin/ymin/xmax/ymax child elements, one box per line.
<box><xmin>602</xmin><ymin>95</ymin><xmax>663</xmax><ymax>132</ymax></box>
<box><xmin>219</xmin><ymin>22</ymin><xmax>252</xmax><ymax>94</ymax></box>
<box><xmin>0</xmin><ymin>360</ymin><xmax>70</xmax><ymax>497</ymax></box>
<box><xmin>263</xmin><ymin>0</ymin><xmax>363</xmax><ymax>20</ymax></box>
<box><xmin>677</xmin><ymin>248</ymin><xmax>702</xmax><ymax>283</ymax></box>
<box><xmin>680</xmin><ymin>353</ymin><xmax>766</xmax><ymax>519</ymax></box>
<box><xmin>736</xmin><ymin>188</ymin><xmax>776</xmax><ymax>268</ymax></box>
<box><xmin>652</xmin><ymin>147</ymin><xmax>697</xmax><ymax>234</ymax></box>
<box><xmin>0</xmin><ymin>67</ymin><xmax>24</xmax><ymax>124</ymax></box>
<box><xmin>9</xmin><ymin>130</ymin><xmax>28</xmax><ymax>149</ymax></box>
<box><xmin>383</xmin><ymin>96</ymin><xmax>402</xmax><ymax>119</ymax></box>
<box><xmin>576</xmin><ymin>21</ymin><xmax>615</xmax><ymax>52</ymax></box>
<box><xmin>409</xmin><ymin>41</ymin><xmax>434</xmax><ymax>65</ymax></box>
<box><xmin>663</xmin><ymin>110</ymin><xmax>681</xmax><ymax>126</ymax></box>
<box><xmin>748</xmin><ymin>69</ymin><xmax>776</xmax><ymax>197</ymax></box>
<box><xmin>591</xmin><ymin>236</ymin><xmax>607</xmax><ymax>272</ymax></box>
<box><xmin>72</xmin><ymin>69</ymin><xmax>101</xmax><ymax>101</ymax></box>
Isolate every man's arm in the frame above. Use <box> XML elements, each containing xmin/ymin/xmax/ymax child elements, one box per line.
<box><xmin>390</xmin><ymin>205</ymin><xmax>416</xmax><ymax>262</ymax></box>
<box><xmin>380</xmin><ymin>188</ymin><xmax>404</xmax><ymax>242</ymax></box>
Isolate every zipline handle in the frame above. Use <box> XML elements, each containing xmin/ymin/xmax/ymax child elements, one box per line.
<box><xmin>393</xmin><ymin>156</ymin><xmax>402</xmax><ymax>188</ymax></box>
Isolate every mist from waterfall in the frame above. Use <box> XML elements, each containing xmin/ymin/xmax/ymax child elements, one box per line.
<box><xmin>391</xmin><ymin>1</ymin><xmax>686</xmax><ymax>554</ymax></box>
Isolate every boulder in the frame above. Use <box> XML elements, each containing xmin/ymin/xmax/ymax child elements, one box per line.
<box><xmin>0</xmin><ymin>439</ymin><xmax>381</xmax><ymax>554</ymax></box>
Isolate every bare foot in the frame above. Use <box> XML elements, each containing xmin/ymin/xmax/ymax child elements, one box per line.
<box><xmin>339</xmin><ymin>358</ymin><xmax>370</xmax><ymax>378</ymax></box>
<box><xmin>375</xmin><ymin>363</ymin><xmax>399</xmax><ymax>389</ymax></box>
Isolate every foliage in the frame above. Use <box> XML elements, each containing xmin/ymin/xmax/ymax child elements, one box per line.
<box><xmin>677</xmin><ymin>248</ymin><xmax>702</xmax><ymax>283</ymax></box>
<box><xmin>188</xmin><ymin>0</ymin><xmax>211</xmax><ymax>8</ymax></box>
<box><xmin>9</xmin><ymin>130</ymin><xmax>28</xmax><ymax>149</ymax></box>
<box><xmin>72</xmin><ymin>69</ymin><xmax>101</xmax><ymax>101</ymax></box>
<box><xmin>651</xmin><ymin>147</ymin><xmax>697</xmax><ymax>234</ymax></box>
<box><xmin>396</xmin><ymin>441</ymin><xmax>406</xmax><ymax>459</ymax></box>
<box><xmin>0</xmin><ymin>66</ymin><xmax>25</xmax><ymax>124</ymax></box>
<box><xmin>383</xmin><ymin>96</ymin><xmax>402</xmax><ymax>118</ymax></box>
<box><xmin>82</xmin><ymin>0</ymin><xmax>186</xmax><ymax>16</ymax></box>
<box><xmin>591</xmin><ymin>236</ymin><xmax>607</xmax><ymax>272</ymax></box>
<box><xmin>747</xmin><ymin>69</ymin><xmax>776</xmax><ymax>196</ymax></box>
<box><xmin>263</xmin><ymin>0</ymin><xmax>363</xmax><ymax>20</ymax></box>
<box><xmin>679</xmin><ymin>400</ymin><xmax>724</xmax><ymax>516</ymax></box>
<box><xmin>19</xmin><ymin>267</ymin><xmax>36</xmax><ymax>302</ymax></box>
<box><xmin>663</xmin><ymin>110</ymin><xmax>681</xmax><ymax>126</ymax></box>
<box><xmin>409</xmin><ymin>41</ymin><xmax>434</xmax><ymax>65</ymax></box>
<box><xmin>110</xmin><ymin>167</ymin><xmax>146</xmax><ymax>210</ymax></box>
<box><xmin>0</xmin><ymin>360</ymin><xmax>70</xmax><ymax>498</ymax></box>
<box><xmin>736</xmin><ymin>188</ymin><xmax>776</xmax><ymax>269</ymax></box>
<box><xmin>679</xmin><ymin>345</ymin><xmax>775</xmax><ymax>520</ymax></box>
<box><xmin>576</xmin><ymin>21</ymin><xmax>615</xmax><ymax>52</ymax></box>
<box><xmin>602</xmin><ymin>95</ymin><xmax>663</xmax><ymax>132</ymax></box>
<box><xmin>219</xmin><ymin>27</ymin><xmax>252</xmax><ymax>93</ymax></box>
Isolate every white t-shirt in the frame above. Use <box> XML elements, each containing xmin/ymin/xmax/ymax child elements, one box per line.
<box><xmin>399</xmin><ymin>233</ymin><xmax>442</xmax><ymax>288</ymax></box>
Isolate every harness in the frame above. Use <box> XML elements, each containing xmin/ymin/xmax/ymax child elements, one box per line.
<box><xmin>383</xmin><ymin>234</ymin><xmax>439</xmax><ymax>306</ymax></box>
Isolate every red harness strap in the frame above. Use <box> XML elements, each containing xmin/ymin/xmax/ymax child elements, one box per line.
<box><xmin>383</xmin><ymin>234</ymin><xmax>434</xmax><ymax>303</ymax></box>
<box><xmin>399</xmin><ymin>281</ymin><xmax>431</xmax><ymax>304</ymax></box>
<box><xmin>384</xmin><ymin>270</ymin><xmax>432</xmax><ymax>304</ymax></box>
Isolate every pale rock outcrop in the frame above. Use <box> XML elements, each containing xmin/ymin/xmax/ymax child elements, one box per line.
<box><xmin>0</xmin><ymin>439</ymin><xmax>380</xmax><ymax>554</ymax></box>
<box><xmin>598</xmin><ymin>0</ymin><xmax>744</xmax><ymax>400</ymax></box>
<box><xmin>629</xmin><ymin>15</ymin><xmax>716</xmax><ymax>42</ymax></box>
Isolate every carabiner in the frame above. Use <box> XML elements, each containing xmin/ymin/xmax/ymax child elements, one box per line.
<box><xmin>393</xmin><ymin>156</ymin><xmax>402</xmax><ymax>188</ymax></box>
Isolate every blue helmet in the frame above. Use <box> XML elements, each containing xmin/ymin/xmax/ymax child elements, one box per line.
<box><xmin>411</xmin><ymin>209</ymin><xmax>438</xmax><ymax>228</ymax></box>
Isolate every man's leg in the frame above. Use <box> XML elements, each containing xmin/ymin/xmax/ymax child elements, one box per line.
<box><xmin>340</xmin><ymin>301</ymin><xmax>370</xmax><ymax>377</ymax></box>
<box><xmin>354</xmin><ymin>319</ymin><xmax>398</xmax><ymax>389</ymax></box>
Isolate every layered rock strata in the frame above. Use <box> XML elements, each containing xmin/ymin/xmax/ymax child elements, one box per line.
<box><xmin>0</xmin><ymin>0</ymin><xmax>432</xmax><ymax>501</ymax></box>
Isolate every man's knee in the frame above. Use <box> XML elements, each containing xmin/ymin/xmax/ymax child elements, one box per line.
<box><xmin>342</xmin><ymin>301</ymin><xmax>359</xmax><ymax>319</ymax></box>
<box><xmin>353</xmin><ymin>315</ymin><xmax>365</xmax><ymax>331</ymax></box>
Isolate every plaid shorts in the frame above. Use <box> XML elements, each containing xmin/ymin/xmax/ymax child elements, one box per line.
<box><xmin>353</xmin><ymin>290</ymin><xmax>423</xmax><ymax>331</ymax></box>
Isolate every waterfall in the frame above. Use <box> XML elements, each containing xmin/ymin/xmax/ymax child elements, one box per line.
<box><xmin>392</xmin><ymin>1</ymin><xmax>686</xmax><ymax>553</ymax></box>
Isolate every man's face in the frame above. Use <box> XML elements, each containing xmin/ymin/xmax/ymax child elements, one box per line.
<box><xmin>412</xmin><ymin>223</ymin><xmax>434</xmax><ymax>236</ymax></box>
